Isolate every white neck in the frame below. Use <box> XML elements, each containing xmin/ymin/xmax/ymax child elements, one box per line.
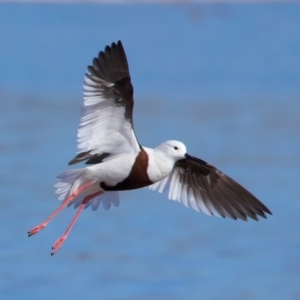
<box><xmin>143</xmin><ymin>147</ymin><xmax>175</xmax><ymax>183</ymax></box>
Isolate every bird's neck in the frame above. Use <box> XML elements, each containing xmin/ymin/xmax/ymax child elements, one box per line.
<box><xmin>143</xmin><ymin>147</ymin><xmax>175</xmax><ymax>183</ymax></box>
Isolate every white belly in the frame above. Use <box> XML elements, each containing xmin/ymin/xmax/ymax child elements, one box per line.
<box><xmin>86</xmin><ymin>154</ymin><xmax>137</xmax><ymax>186</ymax></box>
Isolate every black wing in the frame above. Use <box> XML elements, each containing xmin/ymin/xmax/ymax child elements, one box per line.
<box><xmin>151</xmin><ymin>154</ymin><xmax>272</xmax><ymax>221</ymax></box>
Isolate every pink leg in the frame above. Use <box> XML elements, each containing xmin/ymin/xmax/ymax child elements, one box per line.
<box><xmin>28</xmin><ymin>182</ymin><xmax>95</xmax><ymax>237</ymax></box>
<box><xmin>51</xmin><ymin>191</ymin><xmax>104</xmax><ymax>255</ymax></box>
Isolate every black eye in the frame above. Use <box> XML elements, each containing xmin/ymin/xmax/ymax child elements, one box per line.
<box><xmin>174</xmin><ymin>146</ymin><xmax>178</xmax><ymax>150</ymax></box>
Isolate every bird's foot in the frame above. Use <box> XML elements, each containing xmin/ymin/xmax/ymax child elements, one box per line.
<box><xmin>51</xmin><ymin>236</ymin><xmax>67</xmax><ymax>256</ymax></box>
<box><xmin>28</xmin><ymin>223</ymin><xmax>47</xmax><ymax>237</ymax></box>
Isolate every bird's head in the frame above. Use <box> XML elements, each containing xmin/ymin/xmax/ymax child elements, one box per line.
<box><xmin>156</xmin><ymin>140</ymin><xmax>187</xmax><ymax>162</ymax></box>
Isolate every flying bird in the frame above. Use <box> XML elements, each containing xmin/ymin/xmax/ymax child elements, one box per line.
<box><xmin>28</xmin><ymin>41</ymin><xmax>272</xmax><ymax>255</ymax></box>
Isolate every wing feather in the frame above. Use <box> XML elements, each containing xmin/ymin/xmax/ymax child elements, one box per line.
<box><xmin>150</xmin><ymin>156</ymin><xmax>272</xmax><ymax>221</ymax></box>
<box><xmin>69</xmin><ymin>41</ymin><xmax>140</xmax><ymax>165</ymax></box>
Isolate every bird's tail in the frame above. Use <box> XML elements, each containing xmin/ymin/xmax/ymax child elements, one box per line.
<box><xmin>54</xmin><ymin>168</ymin><xmax>120</xmax><ymax>211</ymax></box>
<box><xmin>54</xmin><ymin>169</ymin><xmax>87</xmax><ymax>202</ymax></box>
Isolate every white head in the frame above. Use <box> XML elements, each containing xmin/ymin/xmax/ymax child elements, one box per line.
<box><xmin>156</xmin><ymin>140</ymin><xmax>187</xmax><ymax>162</ymax></box>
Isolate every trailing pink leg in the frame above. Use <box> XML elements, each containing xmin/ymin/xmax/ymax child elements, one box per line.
<box><xmin>28</xmin><ymin>182</ymin><xmax>95</xmax><ymax>237</ymax></box>
<box><xmin>51</xmin><ymin>191</ymin><xmax>104</xmax><ymax>255</ymax></box>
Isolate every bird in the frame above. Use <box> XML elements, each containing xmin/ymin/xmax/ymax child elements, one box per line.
<box><xmin>28</xmin><ymin>41</ymin><xmax>272</xmax><ymax>255</ymax></box>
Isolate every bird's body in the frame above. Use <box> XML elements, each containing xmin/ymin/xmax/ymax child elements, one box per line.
<box><xmin>28</xmin><ymin>41</ymin><xmax>272</xmax><ymax>255</ymax></box>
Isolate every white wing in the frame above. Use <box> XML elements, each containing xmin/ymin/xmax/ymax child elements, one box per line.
<box><xmin>69</xmin><ymin>41</ymin><xmax>140</xmax><ymax>165</ymax></box>
<box><xmin>150</xmin><ymin>155</ymin><xmax>272</xmax><ymax>221</ymax></box>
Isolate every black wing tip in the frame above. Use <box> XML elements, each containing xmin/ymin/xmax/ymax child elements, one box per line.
<box><xmin>88</xmin><ymin>40</ymin><xmax>129</xmax><ymax>83</ymax></box>
<box><xmin>69</xmin><ymin>152</ymin><xmax>111</xmax><ymax>166</ymax></box>
<box><xmin>233</xmin><ymin>206</ymin><xmax>272</xmax><ymax>222</ymax></box>
<box><xmin>111</xmin><ymin>40</ymin><xmax>123</xmax><ymax>48</ymax></box>
<box><xmin>68</xmin><ymin>151</ymin><xmax>93</xmax><ymax>165</ymax></box>
<box><xmin>85</xmin><ymin>153</ymin><xmax>110</xmax><ymax>165</ymax></box>
<box><xmin>103</xmin><ymin>40</ymin><xmax>125</xmax><ymax>57</ymax></box>
<box><xmin>264</xmin><ymin>207</ymin><xmax>273</xmax><ymax>216</ymax></box>
<box><xmin>230</xmin><ymin>202</ymin><xmax>272</xmax><ymax>222</ymax></box>
<box><xmin>68</xmin><ymin>157</ymin><xmax>78</xmax><ymax>165</ymax></box>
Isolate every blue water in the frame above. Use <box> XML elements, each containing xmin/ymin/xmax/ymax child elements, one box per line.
<box><xmin>1</xmin><ymin>3</ymin><xmax>300</xmax><ymax>300</ymax></box>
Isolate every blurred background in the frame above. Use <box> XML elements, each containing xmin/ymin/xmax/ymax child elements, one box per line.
<box><xmin>0</xmin><ymin>2</ymin><xmax>300</xmax><ymax>300</ymax></box>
